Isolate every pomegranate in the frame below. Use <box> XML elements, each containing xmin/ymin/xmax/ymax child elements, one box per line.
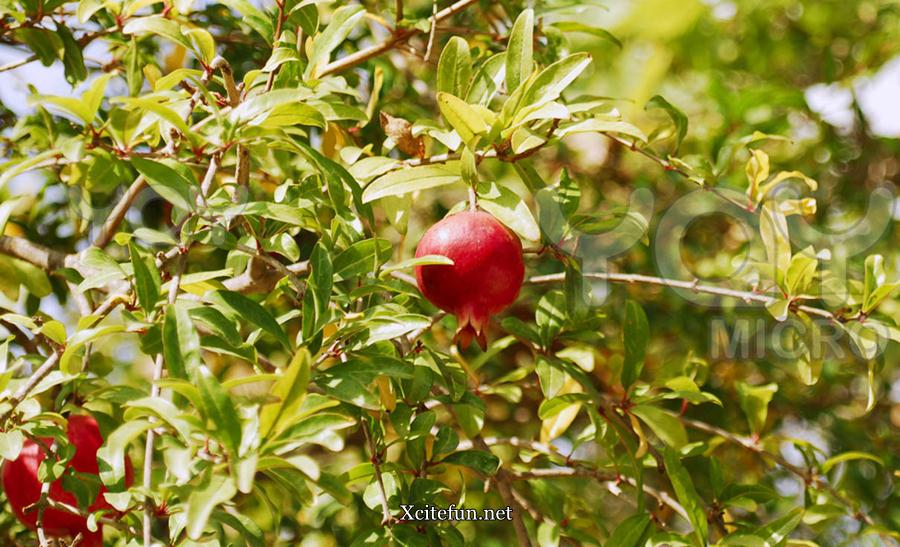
<box><xmin>415</xmin><ymin>211</ymin><xmax>525</xmax><ymax>349</ymax></box>
<box><xmin>2</xmin><ymin>414</ymin><xmax>133</xmax><ymax>546</ymax></box>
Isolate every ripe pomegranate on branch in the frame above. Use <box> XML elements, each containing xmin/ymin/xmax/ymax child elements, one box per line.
<box><xmin>415</xmin><ymin>210</ymin><xmax>525</xmax><ymax>349</ymax></box>
<box><xmin>2</xmin><ymin>415</ymin><xmax>133</xmax><ymax>547</ymax></box>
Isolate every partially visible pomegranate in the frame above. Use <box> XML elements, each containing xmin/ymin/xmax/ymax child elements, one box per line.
<box><xmin>415</xmin><ymin>211</ymin><xmax>525</xmax><ymax>349</ymax></box>
<box><xmin>2</xmin><ymin>414</ymin><xmax>133</xmax><ymax>546</ymax></box>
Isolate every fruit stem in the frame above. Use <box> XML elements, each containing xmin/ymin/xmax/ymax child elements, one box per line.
<box><xmin>467</xmin><ymin>185</ymin><xmax>478</xmax><ymax>211</ymax></box>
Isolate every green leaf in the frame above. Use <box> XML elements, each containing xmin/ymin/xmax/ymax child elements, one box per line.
<box><xmin>549</xmin><ymin>22</ymin><xmax>621</xmax><ymax>47</ymax></box>
<box><xmin>16</xmin><ymin>28</ymin><xmax>63</xmax><ymax>66</ymax></box>
<box><xmin>98</xmin><ymin>420</ymin><xmax>154</xmax><ymax>486</ymax></box>
<box><xmin>537</xmin><ymin>393</ymin><xmax>590</xmax><ymax>419</ymax></box>
<box><xmin>646</xmin><ymin>94</ymin><xmax>688</xmax><ymax>152</ymax></box>
<box><xmin>663</xmin><ymin>448</ymin><xmax>708</xmax><ymax>545</ymax></box>
<box><xmin>736</xmin><ymin>382</ymin><xmax>777</xmax><ymax>435</ymax></box>
<box><xmin>57</xmin><ymin>25</ymin><xmax>87</xmax><ymax>85</ymax></box>
<box><xmin>61</xmin><ymin>325</ymin><xmax>125</xmax><ymax>374</ymax></box>
<box><xmin>302</xmin><ymin>242</ymin><xmax>333</xmax><ymax>340</ymax></box>
<box><xmin>437</xmin><ymin>36</ymin><xmax>472</xmax><ymax>98</ymax></box>
<box><xmin>0</xmin><ymin>430</ymin><xmax>25</xmax><ymax>461</ymax></box>
<box><xmin>437</xmin><ymin>93</ymin><xmax>491</xmax><ymax>148</ymax></box>
<box><xmin>194</xmin><ymin>364</ymin><xmax>243</xmax><ymax>456</ymax></box>
<box><xmin>555</xmin><ymin>117</ymin><xmax>648</xmax><ymax>143</ymax></box>
<box><xmin>32</xmin><ymin>73</ymin><xmax>113</xmax><ymax>125</ymax></box>
<box><xmin>765</xmin><ymin>298</ymin><xmax>790</xmax><ymax>322</ymax></box>
<box><xmin>441</xmin><ymin>450</ymin><xmax>500</xmax><ymax>475</ymax></box>
<box><xmin>535</xmin><ymin>290</ymin><xmax>567</xmax><ymax>348</ymax></box>
<box><xmin>307</xmin><ymin>5</ymin><xmax>366</xmax><ymax>77</ymax></box>
<box><xmin>123</xmin><ymin>397</ymin><xmax>195</xmax><ymax>443</ymax></box>
<box><xmin>760</xmin><ymin>203</ymin><xmax>791</xmax><ymax>287</ymax></box>
<box><xmin>183</xmin><ymin>27</ymin><xmax>216</xmax><ymax>64</ymax></box>
<box><xmin>505</xmin><ymin>9</ymin><xmax>534</xmax><ymax>93</ymax></box>
<box><xmin>163</xmin><ymin>303</ymin><xmax>201</xmax><ymax>380</ymax></box>
<box><xmin>186</xmin><ymin>473</ymin><xmax>237</xmax><ymax>540</ymax></box>
<box><xmin>476</xmin><ymin>181</ymin><xmax>540</xmax><ymax>241</ymax></box>
<box><xmin>333</xmin><ymin>238</ymin><xmax>392</xmax><ymax>280</ymax></box>
<box><xmin>466</xmin><ymin>52</ymin><xmax>506</xmax><ymax>105</ymax></box>
<box><xmin>621</xmin><ymin>300</ymin><xmax>648</xmax><ymax>388</ymax></box>
<box><xmin>132</xmin><ymin>157</ymin><xmax>197</xmax><ymax>212</ymax></box>
<box><xmin>129</xmin><ymin>242</ymin><xmax>161</xmax><ymax>314</ymax></box>
<box><xmin>123</xmin><ymin>16</ymin><xmax>191</xmax><ymax>48</ymax></box>
<box><xmin>209</xmin><ymin>290</ymin><xmax>291</xmax><ymax>350</ymax></box>
<box><xmin>516</xmin><ymin>53</ymin><xmax>592</xmax><ymax>117</ymax></box>
<box><xmin>260</xmin><ymin>349</ymin><xmax>311</xmax><ymax>439</ymax></box>
<box><xmin>630</xmin><ymin>404</ymin><xmax>687</xmax><ymax>448</ymax></box>
<box><xmin>606</xmin><ymin>513</ymin><xmax>651</xmax><ymax>547</ymax></box>
<box><xmin>362</xmin><ymin>161</ymin><xmax>461</xmax><ymax>203</ymax></box>
<box><xmin>188</xmin><ymin>306</ymin><xmax>243</xmax><ymax>348</ymax></box>
<box><xmin>821</xmin><ymin>451</ymin><xmax>884</xmax><ymax>474</ymax></box>
<box><xmin>863</xmin><ymin>254</ymin><xmax>897</xmax><ymax>313</ymax></box>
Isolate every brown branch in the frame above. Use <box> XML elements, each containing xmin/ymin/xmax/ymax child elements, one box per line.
<box><xmin>209</xmin><ymin>56</ymin><xmax>240</xmax><ymax>107</ymax></box>
<box><xmin>234</xmin><ymin>244</ymin><xmax>306</xmax><ymax>294</ymax></box>
<box><xmin>527</xmin><ymin>271</ymin><xmax>839</xmax><ymax>322</ymax></box>
<box><xmin>677</xmin><ymin>414</ymin><xmax>874</xmax><ymax>525</ymax></box>
<box><xmin>94</xmin><ymin>175</ymin><xmax>147</xmax><ymax>248</ymax></box>
<box><xmin>264</xmin><ymin>1</ymin><xmax>288</xmax><ymax>92</ymax></box>
<box><xmin>0</xmin><ymin>350</ymin><xmax>62</xmax><ymax>424</ymax></box>
<box><xmin>362</xmin><ymin>421</ymin><xmax>394</xmax><ymax>526</ymax></box>
<box><xmin>0</xmin><ymin>236</ymin><xmax>70</xmax><ymax>271</ymax></box>
<box><xmin>317</xmin><ymin>0</ymin><xmax>479</xmax><ymax>77</ymax></box>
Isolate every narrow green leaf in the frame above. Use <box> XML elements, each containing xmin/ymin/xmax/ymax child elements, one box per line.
<box><xmin>646</xmin><ymin>94</ymin><xmax>688</xmax><ymax>152</ymax></box>
<box><xmin>437</xmin><ymin>36</ymin><xmax>472</xmax><ymax>97</ymax></box>
<box><xmin>98</xmin><ymin>420</ymin><xmax>154</xmax><ymax>486</ymax></box>
<box><xmin>307</xmin><ymin>5</ymin><xmax>366</xmax><ymax>77</ymax></box>
<box><xmin>663</xmin><ymin>447</ymin><xmax>708</xmax><ymax>545</ymax></box>
<box><xmin>505</xmin><ymin>9</ymin><xmax>534</xmax><ymax>93</ymax></box>
<box><xmin>362</xmin><ymin>161</ymin><xmax>461</xmax><ymax>203</ymax></box>
<box><xmin>437</xmin><ymin>93</ymin><xmax>490</xmax><ymax>148</ymax></box>
<box><xmin>163</xmin><ymin>303</ymin><xmax>201</xmax><ymax>380</ymax></box>
<box><xmin>441</xmin><ymin>450</ymin><xmax>500</xmax><ymax>475</ymax></box>
<box><xmin>129</xmin><ymin>242</ymin><xmax>161</xmax><ymax>314</ymax></box>
<box><xmin>821</xmin><ymin>451</ymin><xmax>883</xmax><ymax>474</ymax></box>
<box><xmin>132</xmin><ymin>157</ymin><xmax>197</xmax><ymax>212</ymax></box>
<box><xmin>209</xmin><ymin>290</ymin><xmax>291</xmax><ymax>350</ymax></box>
<box><xmin>630</xmin><ymin>404</ymin><xmax>687</xmax><ymax>448</ymax></box>
<box><xmin>621</xmin><ymin>300</ymin><xmax>648</xmax><ymax>388</ymax></box>
<box><xmin>186</xmin><ymin>473</ymin><xmax>237</xmax><ymax>540</ymax></box>
<box><xmin>736</xmin><ymin>382</ymin><xmax>778</xmax><ymax>435</ymax></box>
<box><xmin>194</xmin><ymin>364</ymin><xmax>243</xmax><ymax>456</ymax></box>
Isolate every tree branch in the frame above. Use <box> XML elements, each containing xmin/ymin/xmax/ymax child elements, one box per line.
<box><xmin>528</xmin><ymin>271</ymin><xmax>840</xmax><ymax>321</ymax></box>
<box><xmin>676</xmin><ymin>414</ymin><xmax>874</xmax><ymax>525</ymax></box>
<box><xmin>317</xmin><ymin>0</ymin><xmax>479</xmax><ymax>77</ymax></box>
<box><xmin>0</xmin><ymin>235</ymin><xmax>70</xmax><ymax>271</ymax></box>
<box><xmin>94</xmin><ymin>175</ymin><xmax>147</xmax><ymax>248</ymax></box>
<box><xmin>0</xmin><ymin>350</ymin><xmax>62</xmax><ymax>425</ymax></box>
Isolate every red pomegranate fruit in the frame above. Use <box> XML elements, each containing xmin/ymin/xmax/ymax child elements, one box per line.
<box><xmin>415</xmin><ymin>210</ymin><xmax>525</xmax><ymax>349</ymax></box>
<box><xmin>2</xmin><ymin>414</ymin><xmax>133</xmax><ymax>546</ymax></box>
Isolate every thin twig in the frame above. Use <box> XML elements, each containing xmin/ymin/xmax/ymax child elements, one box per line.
<box><xmin>677</xmin><ymin>414</ymin><xmax>874</xmax><ymax>525</ymax></box>
<box><xmin>362</xmin><ymin>421</ymin><xmax>394</xmax><ymax>526</ymax></box>
<box><xmin>317</xmin><ymin>0</ymin><xmax>479</xmax><ymax>77</ymax></box>
<box><xmin>94</xmin><ymin>176</ymin><xmax>146</xmax><ymax>248</ymax></box>
<box><xmin>527</xmin><ymin>271</ymin><xmax>839</xmax><ymax>321</ymax></box>
<box><xmin>264</xmin><ymin>1</ymin><xmax>288</xmax><ymax>92</ymax></box>
<box><xmin>0</xmin><ymin>351</ymin><xmax>62</xmax><ymax>424</ymax></box>
<box><xmin>142</xmin><ymin>254</ymin><xmax>186</xmax><ymax>546</ymax></box>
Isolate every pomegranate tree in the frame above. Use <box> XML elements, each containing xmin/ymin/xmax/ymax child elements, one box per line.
<box><xmin>2</xmin><ymin>415</ymin><xmax>132</xmax><ymax>546</ymax></box>
<box><xmin>415</xmin><ymin>211</ymin><xmax>525</xmax><ymax>349</ymax></box>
